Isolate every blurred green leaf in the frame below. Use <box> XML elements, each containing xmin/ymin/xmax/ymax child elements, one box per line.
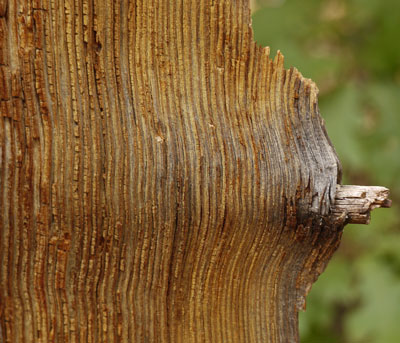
<box><xmin>346</xmin><ymin>257</ymin><xmax>400</xmax><ymax>343</ymax></box>
<box><xmin>321</xmin><ymin>84</ymin><xmax>365</xmax><ymax>169</ymax></box>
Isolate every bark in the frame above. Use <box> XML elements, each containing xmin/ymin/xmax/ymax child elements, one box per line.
<box><xmin>0</xmin><ymin>0</ymin><xmax>390</xmax><ymax>342</ymax></box>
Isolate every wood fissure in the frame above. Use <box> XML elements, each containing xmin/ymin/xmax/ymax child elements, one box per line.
<box><xmin>0</xmin><ymin>0</ymin><xmax>390</xmax><ymax>342</ymax></box>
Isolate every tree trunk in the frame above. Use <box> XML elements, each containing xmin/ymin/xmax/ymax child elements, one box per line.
<box><xmin>0</xmin><ymin>0</ymin><xmax>390</xmax><ymax>342</ymax></box>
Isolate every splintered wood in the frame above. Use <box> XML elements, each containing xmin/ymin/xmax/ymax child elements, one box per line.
<box><xmin>332</xmin><ymin>185</ymin><xmax>392</xmax><ymax>224</ymax></box>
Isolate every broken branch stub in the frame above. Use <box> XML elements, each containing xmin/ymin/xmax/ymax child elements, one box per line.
<box><xmin>332</xmin><ymin>185</ymin><xmax>392</xmax><ymax>224</ymax></box>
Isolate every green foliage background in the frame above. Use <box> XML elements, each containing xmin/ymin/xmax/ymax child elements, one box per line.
<box><xmin>252</xmin><ymin>0</ymin><xmax>400</xmax><ymax>342</ymax></box>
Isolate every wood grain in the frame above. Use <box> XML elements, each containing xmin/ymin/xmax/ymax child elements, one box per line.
<box><xmin>332</xmin><ymin>185</ymin><xmax>391</xmax><ymax>224</ymax></box>
<box><xmin>0</xmin><ymin>0</ymin><xmax>386</xmax><ymax>342</ymax></box>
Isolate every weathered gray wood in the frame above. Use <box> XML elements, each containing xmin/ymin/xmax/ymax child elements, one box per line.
<box><xmin>332</xmin><ymin>185</ymin><xmax>391</xmax><ymax>224</ymax></box>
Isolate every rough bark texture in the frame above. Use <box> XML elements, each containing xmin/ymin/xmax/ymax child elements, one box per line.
<box><xmin>0</xmin><ymin>0</ymin><xmax>389</xmax><ymax>342</ymax></box>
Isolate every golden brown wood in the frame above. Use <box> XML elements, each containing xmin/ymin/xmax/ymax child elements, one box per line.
<box><xmin>0</xmin><ymin>0</ymin><xmax>390</xmax><ymax>342</ymax></box>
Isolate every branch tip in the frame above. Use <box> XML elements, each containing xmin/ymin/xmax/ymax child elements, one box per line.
<box><xmin>332</xmin><ymin>185</ymin><xmax>391</xmax><ymax>225</ymax></box>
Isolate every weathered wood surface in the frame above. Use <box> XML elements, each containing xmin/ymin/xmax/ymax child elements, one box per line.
<box><xmin>0</xmin><ymin>0</ymin><xmax>389</xmax><ymax>342</ymax></box>
<box><xmin>332</xmin><ymin>185</ymin><xmax>391</xmax><ymax>224</ymax></box>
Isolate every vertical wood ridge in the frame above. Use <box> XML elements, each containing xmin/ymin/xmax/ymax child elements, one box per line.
<box><xmin>1</xmin><ymin>0</ymin><xmax>347</xmax><ymax>342</ymax></box>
